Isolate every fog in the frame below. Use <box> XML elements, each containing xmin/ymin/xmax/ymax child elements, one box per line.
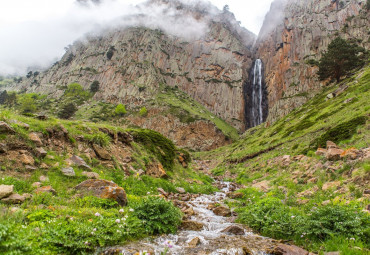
<box><xmin>0</xmin><ymin>0</ymin><xmax>276</xmax><ymax>76</ymax></box>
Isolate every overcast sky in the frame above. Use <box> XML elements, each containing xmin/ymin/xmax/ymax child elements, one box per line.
<box><xmin>0</xmin><ymin>0</ymin><xmax>274</xmax><ymax>76</ymax></box>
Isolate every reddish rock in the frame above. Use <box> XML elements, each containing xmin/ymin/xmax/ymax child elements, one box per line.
<box><xmin>92</xmin><ymin>144</ymin><xmax>111</xmax><ymax>160</ymax></box>
<box><xmin>28</xmin><ymin>132</ymin><xmax>43</xmax><ymax>147</ymax></box>
<box><xmin>272</xmin><ymin>244</ymin><xmax>309</xmax><ymax>255</ymax></box>
<box><xmin>326</xmin><ymin>141</ymin><xmax>338</xmax><ymax>149</ymax></box>
<box><xmin>75</xmin><ymin>179</ymin><xmax>127</xmax><ymax>206</ymax></box>
<box><xmin>20</xmin><ymin>154</ymin><xmax>35</xmax><ymax>165</ymax></box>
<box><xmin>315</xmin><ymin>148</ymin><xmax>327</xmax><ymax>156</ymax></box>
<box><xmin>340</xmin><ymin>148</ymin><xmax>361</xmax><ymax>160</ymax></box>
<box><xmin>67</xmin><ymin>155</ymin><xmax>91</xmax><ymax>170</ymax></box>
<box><xmin>146</xmin><ymin>162</ymin><xmax>167</xmax><ymax>178</ymax></box>
<box><xmin>227</xmin><ymin>192</ymin><xmax>244</xmax><ymax>199</ymax></box>
<box><xmin>0</xmin><ymin>121</ymin><xmax>15</xmax><ymax>134</ymax></box>
<box><xmin>326</xmin><ymin>148</ymin><xmax>344</xmax><ymax>161</ymax></box>
<box><xmin>1</xmin><ymin>193</ymin><xmax>26</xmax><ymax>204</ymax></box>
<box><xmin>157</xmin><ymin>188</ymin><xmax>168</xmax><ymax>197</ymax></box>
<box><xmin>35</xmin><ymin>186</ymin><xmax>57</xmax><ymax>195</ymax></box>
<box><xmin>35</xmin><ymin>147</ymin><xmax>47</xmax><ymax>158</ymax></box>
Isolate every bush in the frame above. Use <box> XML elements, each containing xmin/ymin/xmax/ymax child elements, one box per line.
<box><xmin>85</xmin><ymin>132</ymin><xmax>111</xmax><ymax>147</ymax></box>
<box><xmin>114</xmin><ymin>104</ymin><xmax>127</xmax><ymax>116</ymax></box>
<box><xmin>19</xmin><ymin>94</ymin><xmax>37</xmax><ymax>114</ymax></box>
<box><xmin>75</xmin><ymin>196</ymin><xmax>118</xmax><ymax>209</ymax></box>
<box><xmin>90</xmin><ymin>80</ymin><xmax>100</xmax><ymax>93</ymax></box>
<box><xmin>106</xmin><ymin>46</ymin><xmax>115</xmax><ymax>60</ymax></box>
<box><xmin>132</xmin><ymin>196</ymin><xmax>182</xmax><ymax>235</ymax></box>
<box><xmin>58</xmin><ymin>102</ymin><xmax>78</xmax><ymax>119</ymax></box>
<box><xmin>64</xmin><ymin>83</ymin><xmax>91</xmax><ymax>104</ymax></box>
<box><xmin>139</xmin><ymin>106</ymin><xmax>148</xmax><ymax>117</ymax></box>
<box><xmin>0</xmin><ymin>221</ymin><xmax>31</xmax><ymax>254</ymax></box>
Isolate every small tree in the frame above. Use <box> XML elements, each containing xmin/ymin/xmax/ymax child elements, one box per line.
<box><xmin>318</xmin><ymin>37</ymin><xmax>365</xmax><ymax>82</ymax></box>
<box><xmin>58</xmin><ymin>102</ymin><xmax>78</xmax><ymax>119</ymax></box>
<box><xmin>90</xmin><ymin>80</ymin><xmax>100</xmax><ymax>93</ymax></box>
<box><xmin>139</xmin><ymin>106</ymin><xmax>148</xmax><ymax>117</ymax></box>
<box><xmin>0</xmin><ymin>90</ymin><xmax>8</xmax><ymax>105</ymax></box>
<box><xmin>115</xmin><ymin>104</ymin><xmax>127</xmax><ymax>116</ymax></box>
<box><xmin>19</xmin><ymin>94</ymin><xmax>37</xmax><ymax>114</ymax></box>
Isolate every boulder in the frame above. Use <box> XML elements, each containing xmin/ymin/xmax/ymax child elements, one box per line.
<box><xmin>1</xmin><ymin>193</ymin><xmax>26</xmax><ymax>204</ymax></box>
<box><xmin>81</xmin><ymin>171</ymin><xmax>100</xmax><ymax>179</ymax></box>
<box><xmin>146</xmin><ymin>162</ymin><xmax>167</xmax><ymax>178</ymax></box>
<box><xmin>35</xmin><ymin>147</ymin><xmax>47</xmax><ymax>158</ymax></box>
<box><xmin>75</xmin><ymin>179</ymin><xmax>127</xmax><ymax>206</ymax></box>
<box><xmin>28</xmin><ymin>132</ymin><xmax>43</xmax><ymax>147</ymax></box>
<box><xmin>176</xmin><ymin>187</ymin><xmax>186</xmax><ymax>194</ymax></box>
<box><xmin>326</xmin><ymin>141</ymin><xmax>338</xmax><ymax>149</ymax></box>
<box><xmin>0</xmin><ymin>143</ymin><xmax>7</xmax><ymax>153</ymax></box>
<box><xmin>340</xmin><ymin>148</ymin><xmax>361</xmax><ymax>160</ymax></box>
<box><xmin>187</xmin><ymin>237</ymin><xmax>200</xmax><ymax>248</ymax></box>
<box><xmin>180</xmin><ymin>220</ymin><xmax>204</xmax><ymax>231</ymax></box>
<box><xmin>213</xmin><ymin>206</ymin><xmax>231</xmax><ymax>217</ymax></box>
<box><xmin>322</xmin><ymin>181</ymin><xmax>341</xmax><ymax>191</ymax></box>
<box><xmin>0</xmin><ymin>121</ymin><xmax>15</xmax><ymax>134</ymax></box>
<box><xmin>61</xmin><ymin>167</ymin><xmax>76</xmax><ymax>177</ymax></box>
<box><xmin>315</xmin><ymin>148</ymin><xmax>327</xmax><ymax>156</ymax></box>
<box><xmin>221</xmin><ymin>225</ymin><xmax>245</xmax><ymax>235</ymax></box>
<box><xmin>20</xmin><ymin>154</ymin><xmax>35</xmax><ymax>165</ymax></box>
<box><xmin>326</xmin><ymin>148</ymin><xmax>344</xmax><ymax>161</ymax></box>
<box><xmin>67</xmin><ymin>155</ymin><xmax>91</xmax><ymax>170</ymax></box>
<box><xmin>271</xmin><ymin>244</ymin><xmax>309</xmax><ymax>255</ymax></box>
<box><xmin>92</xmin><ymin>144</ymin><xmax>111</xmax><ymax>160</ymax></box>
<box><xmin>252</xmin><ymin>180</ymin><xmax>271</xmax><ymax>192</ymax></box>
<box><xmin>0</xmin><ymin>184</ymin><xmax>14</xmax><ymax>199</ymax></box>
<box><xmin>35</xmin><ymin>186</ymin><xmax>56</xmax><ymax>195</ymax></box>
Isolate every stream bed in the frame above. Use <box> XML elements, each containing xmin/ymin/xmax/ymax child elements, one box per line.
<box><xmin>100</xmin><ymin>182</ymin><xmax>277</xmax><ymax>255</ymax></box>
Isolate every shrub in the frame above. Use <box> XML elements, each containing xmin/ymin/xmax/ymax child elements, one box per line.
<box><xmin>139</xmin><ymin>106</ymin><xmax>148</xmax><ymax>117</ymax></box>
<box><xmin>106</xmin><ymin>46</ymin><xmax>115</xmax><ymax>60</ymax></box>
<box><xmin>312</xmin><ymin>116</ymin><xmax>367</xmax><ymax>148</ymax></box>
<box><xmin>85</xmin><ymin>132</ymin><xmax>111</xmax><ymax>147</ymax></box>
<box><xmin>115</xmin><ymin>104</ymin><xmax>127</xmax><ymax>116</ymax></box>
<box><xmin>0</xmin><ymin>90</ymin><xmax>8</xmax><ymax>105</ymax></box>
<box><xmin>132</xmin><ymin>196</ymin><xmax>182</xmax><ymax>235</ymax></box>
<box><xmin>75</xmin><ymin>196</ymin><xmax>118</xmax><ymax>209</ymax></box>
<box><xmin>90</xmin><ymin>80</ymin><xmax>100</xmax><ymax>93</ymax></box>
<box><xmin>19</xmin><ymin>94</ymin><xmax>37</xmax><ymax>114</ymax></box>
<box><xmin>58</xmin><ymin>102</ymin><xmax>78</xmax><ymax>119</ymax></box>
<box><xmin>0</xmin><ymin>221</ymin><xmax>31</xmax><ymax>254</ymax></box>
<box><xmin>64</xmin><ymin>83</ymin><xmax>91</xmax><ymax>104</ymax></box>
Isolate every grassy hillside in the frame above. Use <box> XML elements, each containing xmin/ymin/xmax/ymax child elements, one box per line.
<box><xmin>197</xmin><ymin>65</ymin><xmax>370</xmax><ymax>254</ymax></box>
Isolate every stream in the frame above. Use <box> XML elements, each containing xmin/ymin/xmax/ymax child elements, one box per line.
<box><xmin>100</xmin><ymin>182</ymin><xmax>276</xmax><ymax>255</ymax></box>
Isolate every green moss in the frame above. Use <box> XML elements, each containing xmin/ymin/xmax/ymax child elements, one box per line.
<box><xmin>128</xmin><ymin>129</ymin><xmax>176</xmax><ymax>170</ymax></box>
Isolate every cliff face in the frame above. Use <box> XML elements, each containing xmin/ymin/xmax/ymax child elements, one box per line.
<box><xmin>15</xmin><ymin>10</ymin><xmax>255</xmax><ymax>132</ymax></box>
<box><xmin>256</xmin><ymin>0</ymin><xmax>369</xmax><ymax>124</ymax></box>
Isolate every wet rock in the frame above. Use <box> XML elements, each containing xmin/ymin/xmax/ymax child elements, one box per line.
<box><xmin>75</xmin><ymin>179</ymin><xmax>127</xmax><ymax>206</ymax></box>
<box><xmin>271</xmin><ymin>244</ymin><xmax>309</xmax><ymax>255</ymax></box>
<box><xmin>1</xmin><ymin>193</ymin><xmax>26</xmax><ymax>204</ymax></box>
<box><xmin>322</xmin><ymin>181</ymin><xmax>341</xmax><ymax>191</ymax></box>
<box><xmin>180</xmin><ymin>220</ymin><xmax>204</xmax><ymax>231</ymax></box>
<box><xmin>35</xmin><ymin>186</ymin><xmax>56</xmax><ymax>195</ymax></box>
<box><xmin>0</xmin><ymin>121</ymin><xmax>15</xmax><ymax>134</ymax></box>
<box><xmin>252</xmin><ymin>180</ymin><xmax>270</xmax><ymax>192</ymax></box>
<box><xmin>146</xmin><ymin>162</ymin><xmax>167</xmax><ymax>178</ymax></box>
<box><xmin>67</xmin><ymin>155</ymin><xmax>91</xmax><ymax>170</ymax></box>
<box><xmin>35</xmin><ymin>147</ymin><xmax>47</xmax><ymax>158</ymax></box>
<box><xmin>227</xmin><ymin>192</ymin><xmax>244</xmax><ymax>199</ymax></box>
<box><xmin>176</xmin><ymin>187</ymin><xmax>186</xmax><ymax>194</ymax></box>
<box><xmin>221</xmin><ymin>225</ymin><xmax>245</xmax><ymax>235</ymax></box>
<box><xmin>20</xmin><ymin>154</ymin><xmax>35</xmax><ymax>165</ymax></box>
<box><xmin>182</xmin><ymin>206</ymin><xmax>195</xmax><ymax>217</ymax></box>
<box><xmin>326</xmin><ymin>148</ymin><xmax>344</xmax><ymax>161</ymax></box>
<box><xmin>213</xmin><ymin>206</ymin><xmax>231</xmax><ymax>217</ymax></box>
<box><xmin>92</xmin><ymin>144</ymin><xmax>111</xmax><ymax>160</ymax></box>
<box><xmin>61</xmin><ymin>167</ymin><xmax>76</xmax><ymax>177</ymax></box>
<box><xmin>82</xmin><ymin>171</ymin><xmax>100</xmax><ymax>179</ymax></box>
<box><xmin>187</xmin><ymin>237</ymin><xmax>200</xmax><ymax>248</ymax></box>
<box><xmin>0</xmin><ymin>184</ymin><xmax>14</xmax><ymax>199</ymax></box>
<box><xmin>28</xmin><ymin>132</ymin><xmax>43</xmax><ymax>147</ymax></box>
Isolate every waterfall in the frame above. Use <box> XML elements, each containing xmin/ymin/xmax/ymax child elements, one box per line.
<box><xmin>251</xmin><ymin>59</ymin><xmax>264</xmax><ymax>127</ymax></box>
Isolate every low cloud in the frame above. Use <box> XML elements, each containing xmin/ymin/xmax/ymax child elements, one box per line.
<box><xmin>0</xmin><ymin>0</ymin><xmax>214</xmax><ymax>76</ymax></box>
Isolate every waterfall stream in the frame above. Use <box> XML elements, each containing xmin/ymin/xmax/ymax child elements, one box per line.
<box><xmin>251</xmin><ymin>59</ymin><xmax>264</xmax><ymax>127</ymax></box>
<box><xmin>100</xmin><ymin>182</ymin><xmax>275</xmax><ymax>255</ymax></box>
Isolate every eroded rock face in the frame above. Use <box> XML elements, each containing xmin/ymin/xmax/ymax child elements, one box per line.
<box><xmin>75</xmin><ymin>179</ymin><xmax>127</xmax><ymax>206</ymax></box>
<box><xmin>255</xmin><ymin>0</ymin><xmax>369</xmax><ymax>125</ymax></box>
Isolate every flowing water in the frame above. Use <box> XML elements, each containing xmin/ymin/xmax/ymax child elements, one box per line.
<box><xmin>100</xmin><ymin>182</ymin><xmax>275</xmax><ymax>255</ymax></box>
<box><xmin>251</xmin><ymin>59</ymin><xmax>264</xmax><ymax>127</ymax></box>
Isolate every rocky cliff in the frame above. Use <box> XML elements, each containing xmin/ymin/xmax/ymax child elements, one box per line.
<box><xmin>256</xmin><ymin>0</ymin><xmax>369</xmax><ymax>124</ymax></box>
<box><xmin>13</xmin><ymin>1</ymin><xmax>256</xmax><ymax>133</ymax></box>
